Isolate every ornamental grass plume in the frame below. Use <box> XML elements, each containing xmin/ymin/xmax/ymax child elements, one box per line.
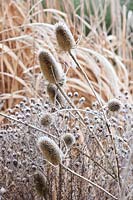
<box><xmin>107</xmin><ymin>98</ymin><xmax>122</xmax><ymax>112</ymax></box>
<box><xmin>37</xmin><ymin>136</ymin><xmax>63</xmax><ymax>166</ymax></box>
<box><xmin>33</xmin><ymin>171</ymin><xmax>49</xmax><ymax>198</ymax></box>
<box><xmin>55</xmin><ymin>22</ymin><xmax>75</xmax><ymax>52</ymax></box>
<box><xmin>39</xmin><ymin>50</ymin><xmax>64</xmax><ymax>85</ymax></box>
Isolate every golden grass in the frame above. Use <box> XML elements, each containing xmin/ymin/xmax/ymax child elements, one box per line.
<box><xmin>0</xmin><ymin>0</ymin><xmax>132</xmax><ymax>111</ymax></box>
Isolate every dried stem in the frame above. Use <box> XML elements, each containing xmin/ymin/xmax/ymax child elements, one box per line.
<box><xmin>0</xmin><ymin>112</ymin><xmax>57</xmax><ymax>139</ymax></box>
<box><xmin>56</xmin><ymin>83</ymin><xmax>85</xmax><ymax>126</ymax></box>
<box><xmin>61</xmin><ymin>164</ymin><xmax>118</xmax><ymax>200</ymax></box>
<box><xmin>56</xmin><ymin>83</ymin><xmax>117</xmax><ymax>178</ymax></box>
<box><xmin>77</xmin><ymin>148</ymin><xmax>117</xmax><ymax>181</ymax></box>
<box><xmin>69</xmin><ymin>51</ymin><xmax>119</xmax><ymax>183</ymax></box>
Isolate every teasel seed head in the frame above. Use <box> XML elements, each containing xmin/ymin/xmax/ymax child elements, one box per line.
<box><xmin>39</xmin><ymin>50</ymin><xmax>65</xmax><ymax>85</ymax></box>
<box><xmin>107</xmin><ymin>98</ymin><xmax>122</xmax><ymax>112</ymax></box>
<box><xmin>62</xmin><ymin>133</ymin><xmax>75</xmax><ymax>148</ymax></box>
<box><xmin>40</xmin><ymin>113</ymin><xmax>52</xmax><ymax>127</ymax></box>
<box><xmin>47</xmin><ymin>83</ymin><xmax>65</xmax><ymax>106</ymax></box>
<box><xmin>33</xmin><ymin>171</ymin><xmax>49</xmax><ymax>198</ymax></box>
<box><xmin>37</xmin><ymin>136</ymin><xmax>62</xmax><ymax>166</ymax></box>
<box><xmin>55</xmin><ymin>22</ymin><xmax>75</xmax><ymax>52</ymax></box>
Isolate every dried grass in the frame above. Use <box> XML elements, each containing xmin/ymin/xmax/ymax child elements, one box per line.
<box><xmin>0</xmin><ymin>0</ymin><xmax>132</xmax><ymax>112</ymax></box>
<box><xmin>0</xmin><ymin>1</ymin><xmax>133</xmax><ymax>199</ymax></box>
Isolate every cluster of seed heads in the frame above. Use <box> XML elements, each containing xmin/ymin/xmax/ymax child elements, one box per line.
<box><xmin>1</xmin><ymin>20</ymin><xmax>133</xmax><ymax>199</ymax></box>
<box><xmin>0</xmin><ymin>92</ymin><xmax>132</xmax><ymax>199</ymax></box>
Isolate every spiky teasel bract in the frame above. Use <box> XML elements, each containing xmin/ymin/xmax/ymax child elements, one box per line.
<box><xmin>55</xmin><ymin>22</ymin><xmax>75</xmax><ymax>52</ymax></box>
<box><xmin>37</xmin><ymin>136</ymin><xmax>63</xmax><ymax>166</ymax></box>
<box><xmin>107</xmin><ymin>98</ymin><xmax>122</xmax><ymax>112</ymax></box>
<box><xmin>38</xmin><ymin>50</ymin><xmax>65</xmax><ymax>85</ymax></box>
<box><xmin>33</xmin><ymin>171</ymin><xmax>49</xmax><ymax>198</ymax></box>
<box><xmin>40</xmin><ymin>113</ymin><xmax>52</xmax><ymax>127</ymax></box>
<box><xmin>47</xmin><ymin>83</ymin><xmax>65</xmax><ymax>106</ymax></box>
<box><xmin>62</xmin><ymin>133</ymin><xmax>75</xmax><ymax>148</ymax></box>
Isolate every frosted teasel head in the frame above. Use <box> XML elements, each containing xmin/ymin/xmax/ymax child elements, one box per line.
<box><xmin>55</xmin><ymin>22</ymin><xmax>75</xmax><ymax>52</ymax></box>
<box><xmin>62</xmin><ymin>133</ymin><xmax>75</xmax><ymax>148</ymax></box>
<box><xmin>38</xmin><ymin>50</ymin><xmax>65</xmax><ymax>85</ymax></box>
<box><xmin>37</xmin><ymin>136</ymin><xmax>63</xmax><ymax>166</ymax></box>
<box><xmin>107</xmin><ymin>98</ymin><xmax>122</xmax><ymax>112</ymax></box>
<box><xmin>47</xmin><ymin>83</ymin><xmax>65</xmax><ymax>106</ymax></box>
<box><xmin>40</xmin><ymin>113</ymin><xmax>53</xmax><ymax>127</ymax></box>
<box><xmin>33</xmin><ymin>171</ymin><xmax>48</xmax><ymax>197</ymax></box>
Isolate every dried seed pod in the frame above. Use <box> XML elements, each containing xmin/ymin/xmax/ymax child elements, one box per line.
<box><xmin>47</xmin><ymin>83</ymin><xmax>65</xmax><ymax>106</ymax></box>
<box><xmin>37</xmin><ymin>136</ymin><xmax>62</xmax><ymax>166</ymax></box>
<box><xmin>40</xmin><ymin>113</ymin><xmax>52</xmax><ymax>127</ymax></box>
<box><xmin>55</xmin><ymin>22</ymin><xmax>75</xmax><ymax>52</ymax></box>
<box><xmin>33</xmin><ymin>171</ymin><xmax>48</xmax><ymax>198</ymax></box>
<box><xmin>107</xmin><ymin>98</ymin><xmax>121</xmax><ymax>112</ymax></box>
<box><xmin>62</xmin><ymin>133</ymin><xmax>75</xmax><ymax>148</ymax></box>
<box><xmin>39</xmin><ymin>50</ymin><xmax>64</xmax><ymax>85</ymax></box>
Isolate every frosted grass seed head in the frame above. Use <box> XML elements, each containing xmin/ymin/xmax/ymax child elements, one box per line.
<box><xmin>62</xmin><ymin>133</ymin><xmax>75</xmax><ymax>148</ymax></box>
<box><xmin>39</xmin><ymin>50</ymin><xmax>64</xmax><ymax>85</ymax></box>
<box><xmin>37</xmin><ymin>136</ymin><xmax>62</xmax><ymax>166</ymax></box>
<box><xmin>107</xmin><ymin>98</ymin><xmax>122</xmax><ymax>112</ymax></box>
<box><xmin>55</xmin><ymin>22</ymin><xmax>75</xmax><ymax>52</ymax></box>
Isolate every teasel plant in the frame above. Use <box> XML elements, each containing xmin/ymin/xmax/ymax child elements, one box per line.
<box><xmin>37</xmin><ymin>47</ymin><xmax>119</xmax><ymax>184</ymax></box>
<box><xmin>0</xmin><ymin>47</ymin><xmax>122</xmax><ymax>199</ymax></box>
<box><xmin>0</xmin><ymin>32</ymin><xmax>130</xmax><ymax>200</ymax></box>
<box><xmin>37</xmin><ymin>41</ymin><xmax>130</xmax><ymax>198</ymax></box>
<box><xmin>55</xmin><ymin>21</ymin><xmax>123</xmax><ymax>188</ymax></box>
<box><xmin>0</xmin><ymin>116</ymin><xmax>118</xmax><ymax>199</ymax></box>
<box><xmin>0</xmin><ymin>88</ymin><xmax>132</xmax><ymax>199</ymax></box>
<box><xmin>38</xmin><ymin>48</ymin><xmax>111</xmax><ymax>177</ymax></box>
<box><xmin>0</xmin><ymin>1</ymin><xmax>132</xmax><ymax>199</ymax></box>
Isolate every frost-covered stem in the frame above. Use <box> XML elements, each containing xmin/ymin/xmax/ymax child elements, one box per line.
<box><xmin>56</xmin><ymin>83</ymin><xmax>117</xmax><ymax>178</ymax></box>
<box><xmin>0</xmin><ymin>112</ymin><xmax>57</xmax><ymax>139</ymax></box>
<box><xmin>77</xmin><ymin>148</ymin><xmax>117</xmax><ymax>181</ymax></box>
<box><xmin>69</xmin><ymin>51</ymin><xmax>119</xmax><ymax>183</ymax></box>
<box><xmin>56</xmin><ymin>83</ymin><xmax>85</xmax><ymax>125</ymax></box>
<box><xmin>62</xmin><ymin>164</ymin><xmax>118</xmax><ymax>200</ymax></box>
